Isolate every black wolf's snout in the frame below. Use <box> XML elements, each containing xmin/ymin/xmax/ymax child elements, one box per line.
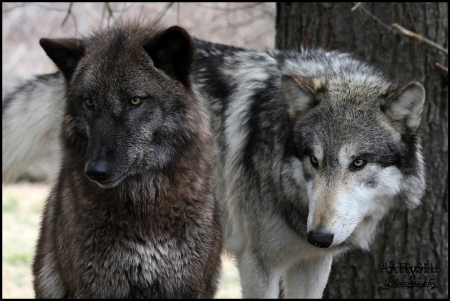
<box><xmin>307</xmin><ymin>230</ymin><xmax>334</xmax><ymax>248</ymax></box>
<box><xmin>84</xmin><ymin>161</ymin><xmax>110</xmax><ymax>182</ymax></box>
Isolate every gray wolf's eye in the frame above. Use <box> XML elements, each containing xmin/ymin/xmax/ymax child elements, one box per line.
<box><xmin>310</xmin><ymin>155</ymin><xmax>319</xmax><ymax>168</ymax></box>
<box><xmin>85</xmin><ymin>99</ymin><xmax>94</xmax><ymax>108</ymax></box>
<box><xmin>350</xmin><ymin>158</ymin><xmax>367</xmax><ymax>171</ymax></box>
<box><xmin>130</xmin><ymin>97</ymin><xmax>142</xmax><ymax>106</ymax></box>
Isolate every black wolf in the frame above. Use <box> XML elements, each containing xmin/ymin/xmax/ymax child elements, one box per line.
<box><xmin>32</xmin><ymin>22</ymin><xmax>222</xmax><ymax>298</ymax></box>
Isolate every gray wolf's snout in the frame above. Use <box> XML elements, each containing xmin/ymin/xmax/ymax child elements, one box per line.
<box><xmin>307</xmin><ymin>230</ymin><xmax>334</xmax><ymax>248</ymax></box>
<box><xmin>84</xmin><ymin>161</ymin><xmax>110</xmax><ymax>182</ymax></box>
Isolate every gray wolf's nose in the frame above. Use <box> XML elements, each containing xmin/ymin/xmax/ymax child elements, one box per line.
<box><xmin>307</xmin><ymin>230</ymin><xmax>334</xmax><ymax>248</ymax></box>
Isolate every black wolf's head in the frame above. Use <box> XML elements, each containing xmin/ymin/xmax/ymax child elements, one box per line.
<box><xmin>40</xmin><ymin>22</ymin><xmax>203</xmax><ymax>188</ymax></box>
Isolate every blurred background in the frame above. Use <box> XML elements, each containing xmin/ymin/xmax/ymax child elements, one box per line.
<box><xmin>3</xmin><ymin>2</ymin><xmax>276</xmax><ymax>92</ymax></box>
<box><xmin>2</xmin><ymin>2</ymin><xmax>277</xmax><ymax>298</ymax></box>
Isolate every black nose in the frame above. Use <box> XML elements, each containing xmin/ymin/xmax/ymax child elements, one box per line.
<box><xmin>84</xmin><ymin>161</ymin><xmax>110</xmax><ymax>182</ymax></box>
<box><xmin>307</xmin><ymin>230</ymin><xmax>334</xmax><ymax>248</ymax></box>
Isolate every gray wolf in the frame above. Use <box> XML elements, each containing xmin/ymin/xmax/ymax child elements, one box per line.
<box><xmin>192</xmin><ymin>40</ymin><xmax>425</xmax><ymax>297</ymax></box>
<box><xmin>30</xmin><ymin>22</ymin><xmax>222</xmax><ymax>298</ymax></box>
<box><xmin>3</xmin><ymin>31</ymin><xmax>425</xmax><ymax>298</ymax></box>
<box><xmin>2</xmin><ymin>72</ymin><xmax>64</xmax><ymax>183</ymax></box>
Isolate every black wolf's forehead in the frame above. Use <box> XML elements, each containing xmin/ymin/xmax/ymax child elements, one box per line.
<box><xmin>86</xmin><ymin>23</ymin><xmax>158</xmax><ymax>49</ymax></box>
<box><xmin>72</xmin><ymin>53</ymin><xmax>167</xmax><ymax>99</ymax></box>
<box><xmin>80</xmin><ymin>24</ymin><xmax>163</xmax><ymax>72</ymax></box>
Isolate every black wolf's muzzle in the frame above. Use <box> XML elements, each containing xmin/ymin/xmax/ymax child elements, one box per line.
<box><xmin>84</xmin><ymin>160</ymin><xmax>110</xmax><ymax>183</ymax></box>
<box><xmin>307</xmin><ymin>230</ymin><xmax>334</xmax><ymax>248</ymax></box>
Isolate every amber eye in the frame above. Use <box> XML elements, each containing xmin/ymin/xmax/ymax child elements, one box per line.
<box><xmin>85</xmin><ymin>99</ymin><xmax>94</xmax><ymax>107</ymax></box>
<box><xmin>130</xmin><ymin>97</ymin><xmax>142</xmax><ymax>106</ymax></box>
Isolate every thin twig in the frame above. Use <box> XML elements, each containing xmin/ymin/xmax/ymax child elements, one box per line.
<box><xmin>392</xmin><ymin>23</ymin><xmax>448</xmax><ymax>55</ymax></box>
<box><xmin>100</xmin><ymin>2</ymin><xmax>115</xmax><ymax>26</ymax></box>
<box><xmin>351</xmin><ymin>2</ymin><xmax>362</xmax><ymax>11</ymax></box>
<box><xmin>154</xmin><ymin>2</ymin><xmax>174</xmax><ymax>24</ymax></box>
<box><xmin>351</xmin><ymin>2</ymin><xmax>395</xmax><ymax>33</ymax></box>
<box><xmin>115</xmin><ymin>3</ymin><xmax>136</xmax><ymax>20</ymax></box>
<box><xmin>352</xmin><ymin>3</ymin><xmax>448</xmax><ymax>56</ymax></box>
<box><xmin>435</xmin><ymin>63</ymin><xmax>448</xmax><ymax>73</ymax></box>
<box><xmin>105</xmin><ymin>2</ymin><xmax>114</xmax><ymax>23</ymax></box>
<box><xmin>61</xmin><ymin>2</ymin><xmax>73</xmax><ymax>27</ymax></box>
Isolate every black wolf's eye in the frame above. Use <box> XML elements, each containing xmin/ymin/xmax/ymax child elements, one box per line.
<box><xmin>130</xmin><ymin>97</ymin><xmax>142</xmax><ymax>106</ymax></box>
<box><xmin>349</xmin><ymin>158</ymin><xmax>367</xmax><ymax>171</ymax></box>
<box><xmin>310</xmin><ymin>155</ymin><xmax>319</xmax><ymax>168</ymax></box>
<box><xmin>85</xmin><ymin>99</ymin><xmax>94</xmax><ymax>108</ymax></box>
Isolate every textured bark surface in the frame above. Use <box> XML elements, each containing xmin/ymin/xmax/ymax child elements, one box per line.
<box><xmin>276</xmin><ymin>2</ymin><xmax>447</xmax><ymax>298</ymax></box>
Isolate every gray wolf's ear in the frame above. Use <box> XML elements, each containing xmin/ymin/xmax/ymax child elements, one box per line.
<box><xmin>144</xmin><ymin>26</ymin><xmax>194</xmax><ymax>87</ymax></box>
<box><xmin>382</xmin><ymin>82</ymin><xmax>425</xmax><ymax>132</ymax></box>
<box><xmin>39</xmin><ymin>38</ymin><xmax>85</xmax><ymax>82</ymax></box>
<box><xmin>281</xmin><ymin>74</ymin><xmax>323</xmax><ymax>119</ymax></box>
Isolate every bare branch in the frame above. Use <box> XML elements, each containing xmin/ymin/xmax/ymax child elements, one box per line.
<box><xmin>114</xmin><ymin>3</ymin><xmax>136</xmax><ymax>20</ymax></box>
<box><xmin>154</xmin><ymin>2</ymin><xmax>175</xmax><ymax>24</ymax></box>
<box><xmin>61</xmin><ymin>2</ymin><xmax>73</xmax><ymax>27</ymax></box>
<box><xmin>105</xmin><ymin>2</ymin><xmax>114</xmax><ymax>22</ymax></box>
<box><xmin>392</xmin><ymin>23</ymin><xmax>448</xmax><ymax>55</ymax></box>
<box><xmin>59</xmin><ymin>2</ymin><xmax>78</xmax><ymax>34</ymax></box>
<box><xmin>351</xmin><ymin>2</ymin><xmax>362</xmax><ymax>11</ymax></box>
<box><xmin>100</xmin><ymin>2</ymin><xmax>115</xmax><ymax>25</ymax></box>
<box><xmin>435</xmin><ymin>62</ymin><xmax>448</xmax><ymax>73</ymax></box>
<box><xmin>352</xmin><ymin>3</ymin><xmax>448</xmax><ymax>56</ymax></box>
<box><xmin>351</xmin><ymin>2</ymin><xmax>395</xmax><ymax>33</ymax></box>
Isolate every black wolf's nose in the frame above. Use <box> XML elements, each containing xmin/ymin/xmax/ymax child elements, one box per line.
<box><xmin>84</xmin><ymin>161</ymin><xmax>110</xmax><ymax>182</ymax></box>
<box><xmin>307</xmin><ymin>230</ymin><xmax>334</xmax><ymax>248</ymax></box>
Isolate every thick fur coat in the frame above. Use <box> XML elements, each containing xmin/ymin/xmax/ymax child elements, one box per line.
<box><xmin>193</xmin><ymin>39</ymin><xmax>425</xmax><ymax>297</ymax></box>
<box><xmin>3</xmin><ymin>23</ymin><xmax>426</xmax><ymax>299</ymax></box>
<box><xmin>32</xmin><ymin>22</ymin><xmax>222</xmax><ymax>298</ymax></box>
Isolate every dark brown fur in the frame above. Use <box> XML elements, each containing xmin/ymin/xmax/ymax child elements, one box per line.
<box><xmin>32</xmin><ymin>21</ymin><xmax>222</xmax><ymax>298</ymax></box>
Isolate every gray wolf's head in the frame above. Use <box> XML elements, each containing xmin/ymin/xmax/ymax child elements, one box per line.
<box><xmin>40</xmin><ymin>22</ymin><xmax>203</xmax><ymax>188</ymax></box>
<box><xmin>282</xmin><ymin>59</ymin><xmax>425</xmax><ymax>250</ymax></box>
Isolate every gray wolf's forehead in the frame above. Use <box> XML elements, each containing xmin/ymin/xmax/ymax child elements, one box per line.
<box><xmin>300</xmin><ymin>128</ymin><xmax>398</xmax><ymax>159</ymax></box>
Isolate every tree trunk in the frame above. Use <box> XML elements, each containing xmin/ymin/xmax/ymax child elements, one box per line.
<box><xmin>276</xmin><ymin>2</ymin><xmax>447</xmax><ymax>298</ymax></box>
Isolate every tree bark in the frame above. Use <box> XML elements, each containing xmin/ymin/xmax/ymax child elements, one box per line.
<box><xmin>276</xmin><ymin>2</ymin><xmax>447</xmax><ymax>298</ymax></box>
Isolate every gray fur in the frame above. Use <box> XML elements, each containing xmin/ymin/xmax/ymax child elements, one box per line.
<box><xmin>193</xmin><ymin>39</ymin><xmax>425</xmax><ymax>297</ymax></box>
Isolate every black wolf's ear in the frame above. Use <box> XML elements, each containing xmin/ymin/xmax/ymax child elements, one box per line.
<box><xmin>39</xmin><ymin>38</ymin><xmax>85</xmax><ymax>82</ymax></box>
<box><xmin>382</xmin><ymin>82</ymin><xmax>425</xmax><ymax>133</ymax></box>
<box><xmin>144</xmin><ymin>26</ymin><xmax>194</xmax><ymax>87</ymax></box>
<box><xmin>281</xmin><ymin>74</ymin><xmax>323</xmax><ymax>119</ymax></box>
